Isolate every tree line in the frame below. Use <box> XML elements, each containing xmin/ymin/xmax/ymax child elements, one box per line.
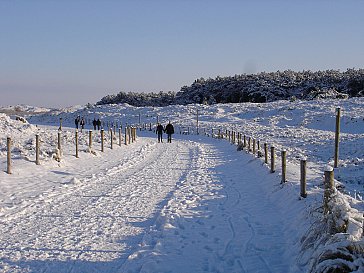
<box><xmin>97</xmin><ymin>69</ymin><xmax>364</xmax><ymax>107</ymax></box>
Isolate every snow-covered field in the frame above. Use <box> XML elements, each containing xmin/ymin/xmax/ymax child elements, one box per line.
<box><xmin>0</xmin><ymin>98</ymin><xmax>363</xmax><ymax>272</ymax></box>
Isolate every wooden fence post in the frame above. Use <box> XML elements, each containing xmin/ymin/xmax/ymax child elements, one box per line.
<box><xmin>248</xmin><ymin>137</ymin><xmax>251</xmax><ymax>151</ymax></box>
<box><xmin>264</xmin><ymin>143</ymin><xmax>268</xmax><ymax>164</ymax></box>
<box><xmin>300</xmin><ymin>159</ymin><xmax>307</xmax><ymax>198</ymax></box>
<box><xmin>75</xmin><ymin>130</ymin><xmax>79</xmax><ymax>158</ymax></box>
<box><xmin>36</xmin><ymin>134</ymin><xmax>40</xmax><ymax>165</ymax></box>
<box><xmin>128</xmin><ymin>127</ymin><xmax>131</xmax><ymax>144</ymax></box>
<box><xmin>7</xmin><ymin>137</ymin><xmax>12</xmax><ymax>174</ymax></box>
<box><xmin>324</xmin><ymin>167</ymin><xmax>335</xmax><ymax>214</ymax></box>
<box><xmin>196</xmin><ymin>109</ymin><xmax>199</xmax><ymax>135</ymax></box>
<box><xmin>281</xmin><ymin>150</ymin><xmax>286</xmax><ymax>183</ymax></box>
<box><xmin>119</xmin><ymin>128</ymin><xmax>122</xmax><ymax>146</ymax></box>
<box><xmin>362</xmin><ymin>214</ymin><xmax>364</xmax><ymax>238</ymax></box>
<box><xmin>101</xmin><ymin>129</ymin><xmax>104</xmax><ymax>152</ymax></box>
<box><xmin>110</xmin><ymin>129</ymin><xmax>113</xmax><ymax>149</ymax></box>
<box><xmin>243</xmin><ymin>135</ymin><xmax>246</xmax><ymax>147</ymax></box>
<box><xmin>59</xmin><ymin>117</ymin><xmax>63</xmax><ymax>131</ymax></box>
<box><xmin>89</xmin><ymin>130</ymin><xmax>92</xmax><ymax>151</ymax></box>
<box><xmin>334</xmin><ymin>108</ymin><xmax>341</xmax><ymax>168</ymax></box>
<box><xmin>125</xmin><ymin>127</ymin><xmax>128</xmax><ymax>145</ymax></box>
<box><xmin>270</xmin><ymin>146</ymin><xmax>275</xmax><ymax>173</ymax></box>
<box><xmin>253</xmin><ymin>138</ymin><xmax>256</xmax><ymax>155</ymax></box>
<box><xmin>57</xmin><ymin>131</ymin><xmax>62</xmax><ymax>156</ymax></box>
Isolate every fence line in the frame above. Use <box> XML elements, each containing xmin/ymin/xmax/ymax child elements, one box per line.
<box><xmin>3</xmin><ymin>126</ymin><xmax>138</xmax><ymax>174</ymax></box>
<box><xmin>202</xmin><ymin>124</ymin><xmax>346</xmax><ymax>218</ymax></box>
<box><xmin>194</xmin><ymin>123</ymin><xmax>362</xmax><ymax>238</ymax></box>
<box><xmin>4</xmin><ymin>119</ymin><xmax>362</xmax><ymax>238</ymax></box>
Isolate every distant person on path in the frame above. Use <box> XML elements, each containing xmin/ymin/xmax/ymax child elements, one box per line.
<box><xmin>93</xmin><ymin>118</ymin><xmax>97</xmax><ymax>130</ymax></box>
<box><xmin>165</xmin><ymin>121</ymin><xmax>174</xmax><ymax>143</ymax></box>
<box><xmin>156</xmin><ymin>123</ymin><xmax>164</xmax><ymax>143</ymax></box>
<box><xmin>97</xmin><ymin>118</ymin><xmax>101</xmax><ymax>130</ymax></box>
<box><xmin>80</xmin><ymin>117</ymin><xmax>85</xmax><ymax>132</ymax></box>
<box><xmin>75</xmin><ymin>115</ymin><xmax>80</xmax><ymax>129</ymax></box>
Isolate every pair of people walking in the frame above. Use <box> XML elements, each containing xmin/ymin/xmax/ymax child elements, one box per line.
<box><xmin>156</xmin><ymin>122</ymin><xmax>174</xmax><ymax>143</ymax></box>
<box><xmin>74</xmin><ymin>116</ymin><xmax>85</xmax><ymax>131</ymax></box>
<box><xmin>92</xmin><ymin>118</ymin><xmax>102</xmax><ymax>130</ymax></box>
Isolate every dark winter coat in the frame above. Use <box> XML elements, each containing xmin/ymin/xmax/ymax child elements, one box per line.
<box><xmin>165</xmin><ymin>123</ymin><xmax>174</xmax><ymax>135</ymax></box>
<box><xmin>156</xmin><ymin>124</ymin><xmax>164</xmax><ymax>134</ymax></box>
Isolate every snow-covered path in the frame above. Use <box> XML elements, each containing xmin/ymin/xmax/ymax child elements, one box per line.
<box><xmin>0</xmin><ymin>135</ymin><xmax>298</xmax><ymax>273</ymax></box>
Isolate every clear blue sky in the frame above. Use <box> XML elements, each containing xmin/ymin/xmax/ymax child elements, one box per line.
<box><xmin>1</xmin><ymin>0</ymin><xmax>363</xmax><ymax>108</ymax></box>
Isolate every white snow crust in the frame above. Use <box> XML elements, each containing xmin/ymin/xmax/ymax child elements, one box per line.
<box><xmin>0</xmin><ymin>98</ymin><xmax>363</xmax><ymax>272</ymax></box>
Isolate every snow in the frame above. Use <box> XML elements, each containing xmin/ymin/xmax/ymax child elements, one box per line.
<box><xmin>0</xmin><ymin>98</ymin><xmax>363</xmax><ymax>272</ymax></box>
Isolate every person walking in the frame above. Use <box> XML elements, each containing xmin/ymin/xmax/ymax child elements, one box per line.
<box><xmin>165</xmin><ymin>121</ymin><xmax>174</xmax><ymax>143</ymax></box>
<box><xmin>75</xmin><ymin>116</ymin><xmax>80</xmax><ymax>129</ymax></box>
<box><xmin>80</xmin><ymin>117</ymin><xmax>85</xmax><ymax>132</ymax></box>
<box><xmin>97</xmin><ymin>118</ymin><xmax>101</xmax><ymax>130</ymax></box>
<box><xmin>156</xmin><ymin>123</ymin><xmax>164</xmax><ymax>143</ymax></box>
<box><xmin>92</xmin><ymin>118</ymin><xmax>97</xmax><ymax>130</ymax></box>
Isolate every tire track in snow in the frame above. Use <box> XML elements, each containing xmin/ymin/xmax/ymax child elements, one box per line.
<box><xmin>0</xmin><ymin>139</ymin><xmax>192</xmax><ymax>273</ymax></box>
<box><xmin>0</xmin><ymin>136</ymin><xmax>295</xmax><ymax>273</ymax></box>
<box><xmin>219</xmin><ymin>176</ymin><xmax>273</xmax><ymax>273</ymax></box>
<box><xmin>0</xmin><ymin>141</ymin><xmax>160</xmax><ymax>223</ymax></box>
<box><xmin>121</xmin><ymin>137</ymin><xmax>294</xmax><ymax>273</ymax></box>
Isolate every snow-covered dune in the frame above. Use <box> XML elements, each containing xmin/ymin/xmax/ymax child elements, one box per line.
<box><xmin>0</xmin><ymin>98</ymin><xmax>363</xmax><ymax>272</ymax></box>
<box><xmin>27</xmin><ymin>98</ymin><xmax>364</xmax><ymax>198</ymax></box>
